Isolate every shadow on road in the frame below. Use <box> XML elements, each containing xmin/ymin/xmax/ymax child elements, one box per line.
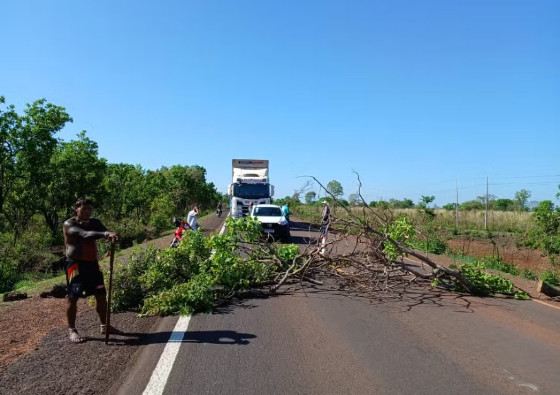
<box><xmin>102</xmin><ymin>330</ymin><xmax>257</xmax><ymax>346</ymax></box>
<box><xmin>183</xmin><ymin>330</ymin><xmax>256</xmax><ymax>344</ymax></box>
<box><xmin>93</xmin><ymin>330</ymin><xmax>257</xmax><ymax>346</ymax></box>
<box><xmin>283</xmin><ymin>278</ymin><xmax>483</xmax><ymax>314</ymax></box>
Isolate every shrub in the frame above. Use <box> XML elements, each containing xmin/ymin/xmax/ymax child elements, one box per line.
<box><xmin>522</xmin><ymin>269</ymin><xmax>537</xmax><ymax>280</ymax></box>
<box><xmin>0</xmin><ymin>230</ymin><xmax>59</xmax><ymax>293</ymax></box>
<box><xmin>410</xmin><ymin>238</ymin><xmax>447</xmax><ymax>255</ymax></box>
<box><xmin>541</xmin><ymin>271</ymin><xmax>560</xmax><ymax>287</ymax></box>
<box><xmin>111</xmin><ymin>245</ymin><xmax>158</xmax><ymax>311</ymax></box>
<box><xmin>0</xmin><ymin>257</ymin><xmax>20</xmax><ymax>293</ymax></box>
<box><xmin>482</xmin><ymin>256</ymin><xmax>519</xmax><ymax>276</ymax></box>
<box><xmin>142</xmin><ymin>231</ymin><xmax>210</xmax><ymax>294</ymax></box>
<box><xmin>108</xmin><ymin>218</ymin><xmax>149</xmax><ymax>248</ymax></box>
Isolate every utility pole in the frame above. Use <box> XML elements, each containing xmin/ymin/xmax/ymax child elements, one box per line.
<box><xmin>484</xmin><ymin>176</ymin><xmax>488</xmax><ymax>230</ymax></box>
<box><xmin>455</xmin><ymin>179</ymin><xmax>459</xmax><ymax>229</ymax></box>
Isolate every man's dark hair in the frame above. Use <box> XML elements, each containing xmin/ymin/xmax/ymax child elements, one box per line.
<box><xmin>75</xmin><ymin>198</ymin><xmax>94</xmax><ymax>209</ymax></box>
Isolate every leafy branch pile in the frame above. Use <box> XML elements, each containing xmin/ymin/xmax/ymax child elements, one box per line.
<box><xmin>111</xmin><ymin>217</ymin><xmax>302</xmax><ymax>315</ymax></box>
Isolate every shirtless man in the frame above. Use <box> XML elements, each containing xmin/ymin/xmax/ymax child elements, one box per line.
<box><xmin>63</xmin><ymin>198</ymin><xmax>119</xmax><ymax>343</ymax></box>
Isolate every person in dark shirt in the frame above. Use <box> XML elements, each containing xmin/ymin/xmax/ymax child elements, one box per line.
<box><xmin>63</xmin><ymin>198</ymin><xmax>119</xmax><ymax>343</ymax></box>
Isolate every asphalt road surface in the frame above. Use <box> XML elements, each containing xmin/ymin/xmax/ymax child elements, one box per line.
<box><xmin>116</xmin><ymin>218</ymin><xmax>560</xmax><ymax>395</ymax></box>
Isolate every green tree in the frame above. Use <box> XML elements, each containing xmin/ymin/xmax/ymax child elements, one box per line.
<box><xmin>326</xmin><ymin>180</ymin><xmax>343</xmax><ymax>199</ymax></box>
<box><xmin>304</xmin><ymin>191</ymin><xmax>316</xmax><ymax>204</ymax></box>
<box><xmin>389</xmin><ymin>198</ymin><xmax>414</xmax><ymax>209</ymax></box>
<box><xmin>348</xmin><ymin>193</ymin><xmax>361</xmax><ymax>206</ymax></box>
<box><xmin>418</xmin><ymin>195</ymin><xmax>436</xmax><ymax>220</ymax></box>
<box><xmin>475</xmin><ymin>194</ymin><xmax>497</xmax><ymax>209</ymax></box>
<box><xmin>514</xmin><ymin>189</ymin><xmax>531</xmax><ymax>211</ymax></box>
<box><xmin>0</xmin><ymin>98</ymin><xmax>72</xmax><ymax>239</ymax></box>
<box><xmin>494</xmin><ymin>198</ymin><xmax>515</xmax><ymax>211</ymax></box>
<box><xmin>460</xmin><ymin>200</ymin><xmax>484</xmax><ymax>211</ymax></box>
<box><xmin>163</xmin><ymin>165</ymin><xmax>219</xmax><ymax>216</ymax></box>
<box><xmin>42</xmin><ymin>131</ymin><xmax>107</xmax><ymax>238</ymax></box>
<box><xmin>526</xmin><ymin>200</ymin><xmax>560</xmax><ymax>261</ymax></box>
<box><xmin>103</xmin><ymin>163</ymin><xmax>145</xmax><ymax>221</ymax></box>
<box><xmin>0</xmin><ymin>97</ymin><xmax>19</xmax><ymax>219</ymax></box>
<box><xmin>443</xmin><ymin>203</ymin><xmax>458</xmax><ymax>211</ymax></box>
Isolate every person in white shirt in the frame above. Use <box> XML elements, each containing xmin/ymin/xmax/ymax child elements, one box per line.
<box><xmin>187</xmin><ymin>205</ymin><xmax>199</xmax><ymax>230</ymax></box>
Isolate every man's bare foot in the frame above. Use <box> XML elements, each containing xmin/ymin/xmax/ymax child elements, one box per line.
<box><xmin>69</xmin><ymin>328</ymin><xmax>85</xmax><ymax>343</ymax></box>
<box><xmin>100</xmin><ymin>325</ymin><xmax>123</xmax><ymax>335</ymax></box>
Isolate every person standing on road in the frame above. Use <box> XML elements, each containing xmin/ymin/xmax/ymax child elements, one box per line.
<box><xmin>187</xmin><ymin>205</ymin><xmax>200</xmax><ymax>230</ymax></box>
<box><xmin>320</xmin><ymin>201</ymin><xmax>330</xmax><ymax>255</ymax></box>
<box><xmin>321</xmin><ymin>200</ymin><xmax>330</xmax><ymax>225</ymax></box>
<box><xmin>282</xmin><ymin>202</ymin><xmax>291</xmax><ymax>222</ymax></box>
<box><xmin>63</xmin><ymin>198</ymin><xmax>119</xmax><ymax>344</ymax></box>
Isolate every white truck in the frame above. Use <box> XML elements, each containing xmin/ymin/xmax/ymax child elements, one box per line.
<box><xmin>228</xmin><ymin>159</ymin><xmax>274</xmax><ymax>218</ymax></box>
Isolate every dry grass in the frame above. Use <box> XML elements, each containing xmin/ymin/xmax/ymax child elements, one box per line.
<box><xmin>399</xmin><ymin>208</ymin><xmax>533</xmax><ymax>234</ymax></box>
<box><xmin>295</xmin><ymin>205</ymin><xmax>534</xmax><ymax>234</ymax></box>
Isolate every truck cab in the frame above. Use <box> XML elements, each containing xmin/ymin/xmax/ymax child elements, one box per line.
<box><xmin>228</xmin><ymin>159</ymin><xmax>274</xmax><ymax>218</ymax></box>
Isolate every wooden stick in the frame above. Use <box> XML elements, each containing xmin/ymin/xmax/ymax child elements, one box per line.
<box><xmin>105</xmin><ymin>242</ymin><xmax>115</xmax><ymax>345</ymax></box>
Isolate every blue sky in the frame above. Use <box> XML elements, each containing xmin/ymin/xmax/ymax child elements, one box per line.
<box><xmin>1</xmin><ymin>0</ymin><xmax>559</xmax><ymax>206</ymax></box>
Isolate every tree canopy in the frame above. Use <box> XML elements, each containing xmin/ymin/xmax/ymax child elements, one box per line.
<box><xmin>326</xmin><ymin>180</ymin><xmax>343</xmax><ymax>199</ymax></box>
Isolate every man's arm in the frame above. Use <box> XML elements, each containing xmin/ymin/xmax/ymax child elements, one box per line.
<box><xmin>64</xmin><ymin>219</ymin><xmax>118</xmax><ymax>242</ymax></box>
<box><xmin>64</xmin><ymin>221</ymin><xmax>105</xmax><ymax>240</ymax></box>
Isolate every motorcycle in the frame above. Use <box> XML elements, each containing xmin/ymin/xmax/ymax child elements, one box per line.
<box><xmin>169</xmin><ymin>237</ymin><xmax>180</xmax><ymax>248</ymax></box>
<box><xmin>216</xmin><ymin>207</ymin><xmax>222</xmax><ymax>217</ymax></box>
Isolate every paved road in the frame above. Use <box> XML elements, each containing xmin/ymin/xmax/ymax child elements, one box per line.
<box><xmin>117</xmin><ymin>218</ymin><xmax>560</xmax><ymax>395</ymax></box>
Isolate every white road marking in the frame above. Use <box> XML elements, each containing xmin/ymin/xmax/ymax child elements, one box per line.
<box><xmin>143</xmin><ymin>219</ymin><xmax>227</xmax><ymax>394</ymax></box>
<box><xmin>142</xmin><ymin>315</ymin><xmax>191</xmax><ymax>395</ymax></box>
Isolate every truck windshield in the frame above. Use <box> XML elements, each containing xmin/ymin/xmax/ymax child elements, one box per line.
<box><xmin>233</xmin><ymin>183</ymin><xmax>270</xmax><ymax>199</ymax></box>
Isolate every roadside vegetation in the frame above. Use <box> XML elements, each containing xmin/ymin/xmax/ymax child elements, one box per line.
<box><xmin>0</xmin><ymin>96</ymin><xmax>223</xmax><ymax>294</ymax></box>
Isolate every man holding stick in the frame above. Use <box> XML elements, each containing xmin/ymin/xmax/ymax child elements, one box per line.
<box><xmin>63</xmin><ymin>198</ymin><xmax>119</xmax><ymax>343</ymax></box>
